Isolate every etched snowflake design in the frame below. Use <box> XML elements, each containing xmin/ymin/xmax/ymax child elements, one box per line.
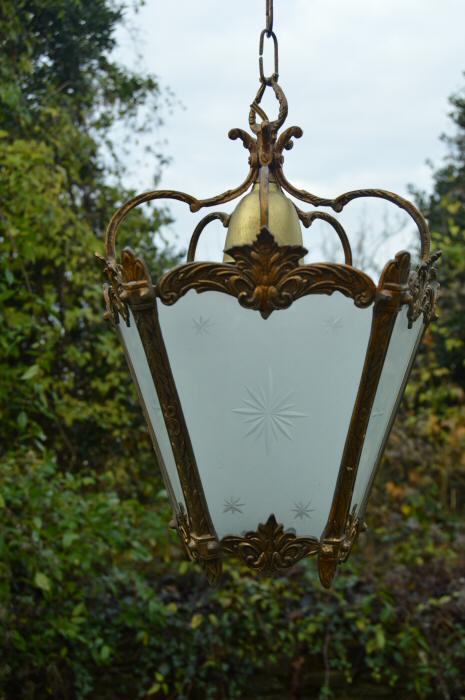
<box><xmin>223</xmin><ymin>497</ymin><xmax>245</xmax><ymax>514</ymax></box>
<box><xmin>233</xmin><ymin>368</ymin><xmax>306</xmax><ymax>453</ymax></box>
<box><xmin>292</xmin><ymin>501</ymin><xmax>315</xmax><ymax>520</ymax></box>
<box><xmin>192</xmin><ymin>316</ymin><xmax>214</xmax><ymax>335</ymax></box>
<box><xmin>322</xmin><ymin>316</ymin><xmax>343</xmax><ymax>333</ymax></box>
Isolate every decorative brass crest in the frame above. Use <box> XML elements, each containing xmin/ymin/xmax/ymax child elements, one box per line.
<box><xmin>221</xmin><ymin>514</ymin><xmax>319</xmax><ymax>575</ymax></box>
<box><xmin>157</xmin><ymin>227</ymin><xmax>377</xmax><ymax>318</ymax></box>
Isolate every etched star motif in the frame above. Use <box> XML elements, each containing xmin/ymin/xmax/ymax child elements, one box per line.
<box><xmin>292</xmin><ymin>501</ymin><xmax>315</xmax><ymax>520</ymax></box>
<box><xmin>233</xmin><ymin>367</ymin><xmax>306</xmax><ymax>453</ymax></box>
<box><xmin>223</xmin><ymin>497</ymin><xmax>245</xmax><ymax>514</ymax></box>
<box><xmin>192</xmin><ymin>316</ymin><xmax>214</xmax><ymax>335</ymax></box>
<box><xmin>322</xmin><ymin>316</ymin><xmax>343</xmax><ymax>333</ymax></box>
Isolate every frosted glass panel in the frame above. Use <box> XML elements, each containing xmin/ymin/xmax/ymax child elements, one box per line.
<box><xmin>159</xmin><ymin>291</ymin><xmax>372</xmax><ymax>539</ymax></box>
<box><xmin>118</xmin><ymin>308</ymin><xmax>186</xmax><ymax>510</ymax></box>
<box><xmin>352</xmin><ymin>306</ymin><xmax>424</xmax><ymax>516</ymax></box>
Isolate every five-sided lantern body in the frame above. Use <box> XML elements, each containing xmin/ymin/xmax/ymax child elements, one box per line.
<box><xmin>99</xmin><ymin>79</ymin><xmax>440</xmax><ymax>587</ymax></box>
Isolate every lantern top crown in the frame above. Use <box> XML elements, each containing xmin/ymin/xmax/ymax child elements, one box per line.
<box><xmin>102</xmin><ymin>0</ymin><xmax>433</xmax><ymax>270</ymax></box>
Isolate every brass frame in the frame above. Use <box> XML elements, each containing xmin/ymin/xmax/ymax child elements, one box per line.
<box><xmin>99</xmin><ymin>76</ymin><xmax>440</xmax><ymax>587</ymax></box>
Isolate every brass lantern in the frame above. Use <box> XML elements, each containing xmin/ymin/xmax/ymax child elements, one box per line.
<box><xmin>98</xmin><ymin>1</ymin><xmax>440</xmax><ymax>588</ymax></box>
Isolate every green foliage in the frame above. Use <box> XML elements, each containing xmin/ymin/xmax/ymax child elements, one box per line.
<box><xmin>1</xmin><ymin>454</ymin><xmax>465</xmax><ymax>699</ymax></box>
<box><xmin>0</xmin><ymin>453</ymin><xmax>174</xmax><ymax>698</ymax></box>
<box><xmin>1</xmin><ymin>0</ymin><xmax>465</xmax><ymax>698</ymax></box>
<box><xmin>0</xmin><ymin>0</ymin><xmax>180</xmax><ymax>477</ymax></box>
<box><xmin>400</xmin><ymin>78</ymin><xmax>465</xmax><ymax>518</ymax></box>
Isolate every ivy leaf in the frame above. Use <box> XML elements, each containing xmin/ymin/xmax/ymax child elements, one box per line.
<box><xmin>147</xmin><ymin>683</ymin><xmax>161</xmax><ymax>696</ymax></box>
<box><xmin>100</xmin><ymin>645</ymin><xmax>111</xmax><ymax>661</ymax></box>
<box><xmin>34</xmin><ymin>572</ymin><xmax>51</xmax><ymax>592</ymax></box>
<box><xmin>190</xmin><ymin>614</ymin><xmax>203</xmax><ymax>630</ymax></box>
<box><xmin>21</xmin><ymin>365</ymin><xmax>40</xmax><ymax>381</ymax></box>
<box><xmin>62</xmin><ymin>532</ymin><xmax>79</xmax><ymax>548</ymax></box>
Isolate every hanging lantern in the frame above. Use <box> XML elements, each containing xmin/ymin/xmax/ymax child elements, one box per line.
<box><xmin>98</xmin><ymin>1</ymin><xmax>440</xmax><ymax>587</ymax></box>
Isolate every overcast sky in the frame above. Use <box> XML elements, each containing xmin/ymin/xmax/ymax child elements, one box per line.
<box><xmin>115</xmin><ymin>0</ymin><xmax>465</xmax><ymax>265</ymax></box>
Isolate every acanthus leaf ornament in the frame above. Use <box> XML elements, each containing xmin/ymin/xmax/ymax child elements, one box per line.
<box><xmin>157</xmin><ymin>227</ymin><xmax>376</xmax><ymax>318</ymax></box>
<box><xmin>221</xmin><ymin>515</ymin><xmax>319</xmax><ymax>575</ymax></box>
<box><xmin>96</xmin><ymin>247</ymin><xmax>154</xmax><ymax>324</ymax></box>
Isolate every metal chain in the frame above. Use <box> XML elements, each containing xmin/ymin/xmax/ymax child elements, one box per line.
<box><xmin>259</xmin><ymin>0</ymin><xmax>279</xmax><ymax>86</ymax></box>
<box><xmin>266</xmin><ymin>0</ymin><xmax>273</xmax><ymax>35</ymax></box>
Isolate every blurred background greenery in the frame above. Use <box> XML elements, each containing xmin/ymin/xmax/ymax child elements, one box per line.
<box><xmin>1</xmin><ymin>1</ymin><xmax>465</xmax><ymax>698</ymax></box>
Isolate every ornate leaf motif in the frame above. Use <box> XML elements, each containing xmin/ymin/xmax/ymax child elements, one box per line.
<box><xmin>221</xmin><ymin>514</ymin><xmax>319</xmax><ymax>575</ymax></box>
<box><xmin>96</xmin><ymin>253</ymin><xmax>129</xmax><ymax>325</ymax></box>
<box><xmin>174</xmin><ymin>505</ymin><xmax>222</xmax><ymax>585</ymax></box>
<box><xmin>318</xmin><ymin>508</ymin><xmax>366</xmax><ymax>587</ymax></box>
<box><xmin>378</xmin><ymin>250</ymin><xmax>411</xmax><ymax>289</ymax></box>
<box><xmin>97</xmin><ymin>247</ymin><xmax>153</xmax><ymax>325</ymax></box>
<box><xmin>408</xmin><ymin>251</ymin><xmax>441</xmax><ymax>327</ymax></box>
<box><xmin>339</xmin><ymin>506</ymin><xmax>366</xmax><ymax>563</ymax></box>
<box><xmin>120</xmin><ymin>248</ymin><xmax>148</xmax><ymax>284</ymax></box>
<box><xmin>102</xmin><ymin>280</ymin><xmax>128</xmax><ymax>325</ymax></box>
<box><xmin>157</xmin><ymin>227</ymin><xmax>376</xmax><ymax>318</ymax></box>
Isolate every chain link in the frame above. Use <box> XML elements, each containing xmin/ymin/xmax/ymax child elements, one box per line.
<box><xmin>259</xmin><ymin>30</ymin><xmax>279</xmax><ymax>85</ymax></box>
<box><xmin>258</xmin><ymin>0</ymin><xmax>278</xmax><ymax>85</ymax></box>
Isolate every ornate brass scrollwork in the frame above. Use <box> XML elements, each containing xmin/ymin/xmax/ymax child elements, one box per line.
<box><xmin>176</xmin><ymin>506</ymin><xmax>222</xmax><ymax>584</ymax></box>
<box><xmin>222</xmin><ymin>515</ymin><xmax>319</xmax><ymax>575</ymax></box>
<box><xmin>157</xmin><ymin>227</ymin><xmax>376</xmax><ymax>318</ymax></box>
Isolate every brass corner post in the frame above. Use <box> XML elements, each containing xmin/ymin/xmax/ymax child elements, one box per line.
<box><xmin>318</xmin><ymin>251</ymin><xmax>412</xmax><ymax>588</ymax></box>
<box><xmin>103</xmin><ymin>248</ymin><xmax>222</xmax><ymax>584</ymax></box>
<box><xmin>133</xmin><ymin>299</ymin><xmax>222</xmax><ymax>584</ymax></box>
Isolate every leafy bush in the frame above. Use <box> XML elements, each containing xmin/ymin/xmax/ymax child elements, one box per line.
<box><xmin>1</xmin><ymin>453</ymin><xmax>465</xmax><ymax>699</ymax></box>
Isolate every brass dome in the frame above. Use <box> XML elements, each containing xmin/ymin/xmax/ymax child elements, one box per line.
<box><xmin>223</xmin><ymin>182</ymin><xmax>303</xmax><ymax>261</ymax></box>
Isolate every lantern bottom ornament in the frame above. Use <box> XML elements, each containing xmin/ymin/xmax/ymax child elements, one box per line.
<box><xmin>98</xmin><ymin>25</ymin><xmax>440</xmax><ymax>588</ymax></box>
